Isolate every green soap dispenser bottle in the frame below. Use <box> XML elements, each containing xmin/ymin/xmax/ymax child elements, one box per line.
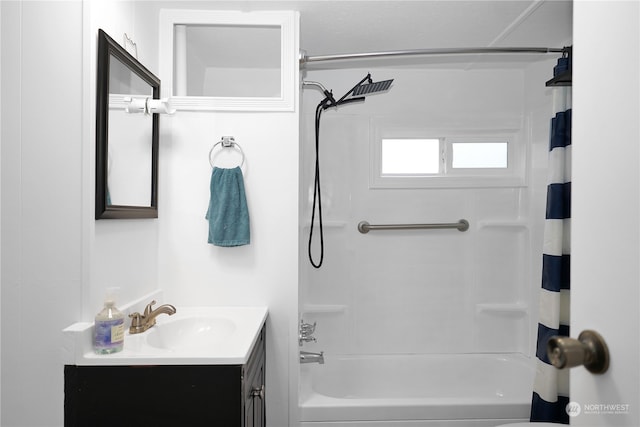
<box><xmin>93</xmin><ymin>288</ymin><xmax>125</xmax><ymax>354</ymax></box>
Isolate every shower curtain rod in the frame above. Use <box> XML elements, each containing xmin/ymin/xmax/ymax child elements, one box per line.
<box><xmin>300</xmin><ymin>46</ymin><xmax>567</xmax><ymax>65</ymax></box>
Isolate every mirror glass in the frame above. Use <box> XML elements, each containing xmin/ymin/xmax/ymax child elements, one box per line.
<box><xmin>96</xmin><ymin>29</ymin><xmax>160</xmax><ymax>219</ymax></box>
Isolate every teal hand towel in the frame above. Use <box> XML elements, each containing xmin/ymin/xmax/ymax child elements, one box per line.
<box><xmin>205</xmin><ymin>167</ymin><xmax>250</xmax><ymax>247</ymax></box>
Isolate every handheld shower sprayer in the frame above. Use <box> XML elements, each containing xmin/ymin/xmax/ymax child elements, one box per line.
<box><xmin>302</xmin><ymin>73</ymin><xmax>394</xmax><ymax>268</ymax></box>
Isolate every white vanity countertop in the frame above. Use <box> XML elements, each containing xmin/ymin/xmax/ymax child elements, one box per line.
<box><xmin>63</xmin><ymin>305</ymin><xmax>268</xmax><ymax>366</ymax></box>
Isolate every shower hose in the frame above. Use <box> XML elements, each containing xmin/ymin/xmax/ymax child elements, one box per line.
<box><xmin>308</xmin><ymin>100</ymin><xmax>326</xmax><ymax>268</ymax></box>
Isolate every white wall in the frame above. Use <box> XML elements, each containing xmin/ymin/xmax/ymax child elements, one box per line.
<box><xmin>91</xmin><ymin>3</ymin><xmax>301</xmax><ymax>426</ymax></box>
<box><xmin>157</xmin><ymin>109</ymin><xmax>299</xmax><ymax>427</ymax></box>
<box><xmin>83</xmin><ymin>0</ymin><xmax>159</xmax><ymax>321</ymax></box>
<box><xmin>572</xmin><ymin>1</ymin><xmax>640</xmax><ymax>425</ymax></box>
<box><xmin>298</xmin><ymin>64</ymin><xmax>554</xmax><ymax>360</ymax></box>
<box><xmin>1</xmin><ymin>2</ymin><xmax>83</xmax><ymax>425</ymax></box>
<box><xmin>1</xmin><ymin>2</ymin><xmax>300</xmax><ymax>427</ymax></box>
<box><xmin>0</xmin><ymin>2</ymin><xmax>3</xmax><ymax>420</ymax></box>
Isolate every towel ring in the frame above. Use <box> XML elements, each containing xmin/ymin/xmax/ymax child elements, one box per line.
<box><xmin>209</xmin><ymin>137</ymin><xmax>245</xmax><ymax>168</ymax></box>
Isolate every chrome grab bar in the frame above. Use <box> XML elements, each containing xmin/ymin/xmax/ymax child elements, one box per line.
<box><xmin>357</xmin><ymin>219</ymin><xmax>469</xmax><ymax>234</ymax></box>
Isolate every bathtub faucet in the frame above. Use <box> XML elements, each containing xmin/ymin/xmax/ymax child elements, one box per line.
<box><xmin>300</xmin><ymin>350</ymin><xmax>325</xmax><ymax>364</ymax></box>
<box><xmin>299</xmin><ymin>319</ymin><xmax>318</xmax><ymax>346</ymax></box>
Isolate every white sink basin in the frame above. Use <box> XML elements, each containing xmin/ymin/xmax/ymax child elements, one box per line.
<box><xmin>63</xmin><ymin>304</ymin><xmax>267</xmax><ymax>366</ymax></box>
<box><xmin>145</xmin><ymin>316</ymin><xmax>236</xmax><ymax>351</ymax></box>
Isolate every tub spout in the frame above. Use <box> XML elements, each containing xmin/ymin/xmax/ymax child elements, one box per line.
<box><xmin>300</xmin><ymin>350</ymin><xmax>324</xmax><ymax>364</ymax></box>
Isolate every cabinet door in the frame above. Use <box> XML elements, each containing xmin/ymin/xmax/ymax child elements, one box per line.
<box><xmin>65</xmin><ymin>365</ymin><xmax>242</xmax><ymax>427</ymax></box>
<box><xmin>245</xmin><ymin>392</ymin><xmax>255</xmax><ymax>427</ymax></box>
<box><xmin>252</xmin><ymin>363</ymin><xmax>265</xmax><ymax>427</ymax></box>
<box><xmin>243</xmin><ymin>326</ymin><xmax>266</xmax><ymax>427</ymax></box>
<box><xmin>244</xmin><ymin>364</ymin><xmax>264</xmax><ymax>427</ymax></box>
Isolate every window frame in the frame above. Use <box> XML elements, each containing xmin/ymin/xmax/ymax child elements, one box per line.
<box><xmin>158</xmin><ymin>9</ymin><xmax>296</xmax><ymax>112</ymax></box>
<box><xmin>370</xmin><ymin>125</ymin><xmax>526</xmax><ymax>189</ymax></box>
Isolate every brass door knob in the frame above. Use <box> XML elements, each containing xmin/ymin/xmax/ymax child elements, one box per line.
<box><xmin>547</xmin><ymin>329</ymin><xmax>610</xmax><ymax>374</ymax></box>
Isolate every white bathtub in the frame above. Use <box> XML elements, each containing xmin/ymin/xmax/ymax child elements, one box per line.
<box><xmin>299</xmin><ymin>353</ymin><xmax>535</xmax><ymax>427</ymax></box>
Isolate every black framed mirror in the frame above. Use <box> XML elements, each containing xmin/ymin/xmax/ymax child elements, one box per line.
<box><xmin>96</xmin><ymin>29</ymin><xmax>160</xmax><ymax>219</ymax></box>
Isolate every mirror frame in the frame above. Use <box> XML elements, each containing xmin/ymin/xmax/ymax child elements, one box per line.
<box><xmin>96</xmin><ymin>29</ymin><xmax>160</xmax><ymax>219</ymax></box>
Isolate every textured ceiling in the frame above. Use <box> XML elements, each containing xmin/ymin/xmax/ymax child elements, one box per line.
<box><xmin>298</xmin><ymin>1</ymin><xmax>562</xmax><ymax>52</ymax></box>
<box><xmin>157</xmin><ymin>0</ymin><xmax>572</xmax><ymax>69</ymax></box>
<box><xmin>296</xmin><ymin>0</ymin><xmax>572</xmax><ymax>68</ymax></box>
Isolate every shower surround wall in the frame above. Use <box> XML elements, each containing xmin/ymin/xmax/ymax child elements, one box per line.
<box><xmin>300</xmin><ymin>64</ymin><xmax>553</xmax><ymax>365</ymax></box>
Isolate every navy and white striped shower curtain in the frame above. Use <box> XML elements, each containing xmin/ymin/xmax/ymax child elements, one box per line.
<box><xmin>530</xmin><ymin>87</ymin><xmax>572</xmax><ymax>424</ymax></box>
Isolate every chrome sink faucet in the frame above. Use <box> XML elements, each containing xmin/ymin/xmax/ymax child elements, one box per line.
<box><xmin>129</xmin><ymin>300</ymin><xmax>176</xmax><ymax>334</ymax></box>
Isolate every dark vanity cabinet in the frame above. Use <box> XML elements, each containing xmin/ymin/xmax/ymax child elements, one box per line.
<box><xmin>64</xmin><ymin>325</ymin><xmax>265</xmax><ymax>427</ymax></box>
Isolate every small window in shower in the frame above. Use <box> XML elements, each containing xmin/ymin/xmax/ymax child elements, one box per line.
<box><xmin>371</xmin><ymin>128</ymin><xmax>524</xmax><ymax>188</ymax></box>
<box><xmin>381</xmin><ymin>138</ymin><xmax>441</xmax><ymax>174</ymax></box>
<box><xmin>451</xmin><ymin>142</ymin><xmax>508</xmax><ymax>169</ymax></box>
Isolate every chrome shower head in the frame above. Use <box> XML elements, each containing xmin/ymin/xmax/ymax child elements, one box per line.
<box><xmin>304</xmin><ymin>73</ymin><xmax>394</xmax><ymax>111</ymax></box>
<box><xmin>352</xmin><ymin>78</ymin><xmax>394</xmax><ymax>96</ymax></box>
<box><xmin>329</xmin><ymin>73</ymin><xmax>394</xmax><ymax>108</ymax></box>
